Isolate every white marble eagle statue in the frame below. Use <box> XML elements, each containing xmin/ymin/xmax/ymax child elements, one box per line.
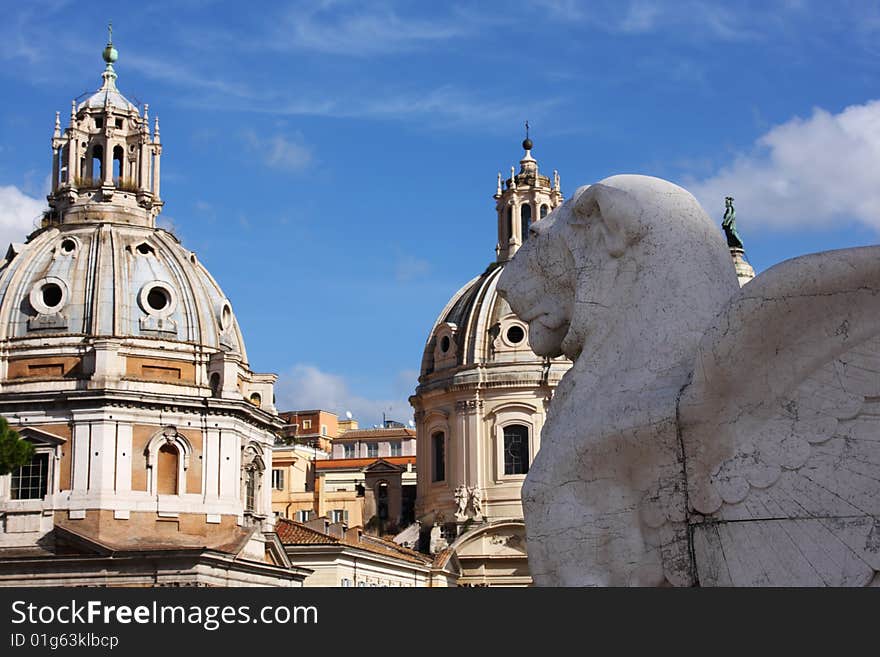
<box><xmin>496</xmin><ymin>174</ymin><xmax>880</xmax><ymax>586</ymax></box>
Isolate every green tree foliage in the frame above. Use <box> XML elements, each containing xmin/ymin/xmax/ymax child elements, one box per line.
<box><xmin>0</xmin><ymin>416</ymin><xmax>34</xmax><ymax>476</ymax></box>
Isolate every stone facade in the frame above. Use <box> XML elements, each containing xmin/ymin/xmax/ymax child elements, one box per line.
<box><xmin>272</xmin><ymin>426</ymin><xmax>417</xmax><ymax>536</ymax></box>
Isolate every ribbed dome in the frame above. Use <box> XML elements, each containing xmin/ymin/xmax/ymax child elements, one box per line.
<box><xmin>78</xmin><ymin>85</ymin><xmax>136</xmax><ymax>112</ymax></box>
<box><xmin>419</xmin><ymin>262</ymin><xmax>546</xmax><ymax>381</ymax></box>
<box><xmin>0</xmin><ymin>222</ymin><xmax>246</xmax><ymax>358</ymax></box>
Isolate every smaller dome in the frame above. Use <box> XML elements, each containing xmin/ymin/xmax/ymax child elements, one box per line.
<box><xmin>79</xmin><ymin>33</ymin><xmax>135</xmax><ymax>112</ymax></box>
<box><xmin>419</xmin><ymin>262</ymin><xmax>545</xmax><ymax>380</ymax></box>
<box><xmin>78</xmin><ymin>87</ymin><xmax>136</xmax><ymax>112</ymax></box>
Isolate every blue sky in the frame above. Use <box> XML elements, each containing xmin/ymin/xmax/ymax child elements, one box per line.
<box><xmin>1</xmin><ymin>0</ymin><xmax>879</xmax><ymax>425</ymax></box>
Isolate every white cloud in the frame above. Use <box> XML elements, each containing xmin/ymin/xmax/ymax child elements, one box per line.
<box><xmin>688</xmin><ymin>99</ymin><xmax>880</xmax><ymax>231</ymax></box>
<box><xmin>619</xmin><ymin>1</ymin><xmax>663</xmax><ymax>33</ymax></box>
<box><xmin>275</xmin><ymin>3</ymin><xmax>469</xmax><ymax>56</ymax></box>
<box><xmin>0</xmin><ymin>185</ymin><xmax>44</xmax><ymax>247</ymax></box>
<box><xmin>275</xmin><ymin>364</ymin><xmax>414</xmax><ymax>427</ymax></box>
<box><xmin>243</xmin><ymin>130</ymin><xmax>313</xmax><ymax>172</ymax></box>
<box><xmin>535</xmin><ymin>0</ymin><xmax>758</xmax><ymax>42</ymax></box>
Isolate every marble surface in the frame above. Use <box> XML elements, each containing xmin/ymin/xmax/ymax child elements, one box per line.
<box><xmin>497</xmin><ymin>174</ymin><xmax>880</xmax><ymax>586</ymax></box>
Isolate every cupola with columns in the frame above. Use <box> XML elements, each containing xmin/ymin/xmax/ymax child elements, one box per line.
<box><xmin>47</xmin><ymin>23</ymin><xmax>162</xmax><ymax>229</ymax></box>
<box><xmin>494</xmin><ymin>125</ymin><xmax>564</xmax><ymax>262</ymax></box>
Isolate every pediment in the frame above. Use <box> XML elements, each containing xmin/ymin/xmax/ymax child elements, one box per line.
<box><xmin>362</xmin><ymin>459</ymin><xmax>405</xmax><ymax>474</ymax></box>
<box><xmin>18</xmin><ymin>426</ymin><xmax>67</xmax><ymax>447</ymax></box>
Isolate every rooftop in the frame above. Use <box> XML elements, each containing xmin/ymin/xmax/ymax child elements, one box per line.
<box><xmin>314</xmin><ymin>455</ymin><xmax>415</xmax><ymax>470</ymax></box>
<box><xmin>276</xmin><ymin>519</ymin><xmax>430</xmax><ymax>566</ymax></box>
<box><xmin>333</xmin><ymin>427</ymin><xmax>415</xmax><ymax>441</ymax></box>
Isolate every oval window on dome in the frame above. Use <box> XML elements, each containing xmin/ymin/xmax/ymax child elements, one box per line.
<box><xmin>60</xmin><ymin>238</ymin><xmax>77</xmax><ymax>254</ymax></box>
<box><xmin>219</xmin><ymin>302</ymin><xmax>233</xmax><ymax>332</ymax></box>
<box><xmin>440</xmin><ymin>335</ymin><xmax>450</xmax><ymax>353</ymax></box>
<box><xmin>138</xmin><ymin>282</ymin><xmax>177</xmax><ymax>318</ymax></box>
<box><xmin>147</xmin><ymin>287</ymin><xmax>169</xmax><ymax>312</ymax></box>
<box><xmin>29</xmin><ymin>277</ymin><xmax>68</xmax><ymax>315</ymax></box>
<box><xmin>41</xmin><ymin>283</ymin><xmax>63</xmax><ymax>309</ymax></box>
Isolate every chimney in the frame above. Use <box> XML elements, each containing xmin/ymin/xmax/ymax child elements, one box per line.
<box><xmin>327</xmin><ymin>522</ymin><xmax>347</xmax><ymax>539</ymax></box>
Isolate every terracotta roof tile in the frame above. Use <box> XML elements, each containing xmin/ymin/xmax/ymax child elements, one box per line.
<box><xmin>277</xmin><ymin>519</ymin><xmax>431</xmax><ymax>566</ymax></box>
<box><xmin>275</xmin><ymin>519</ymin><xmax>339</xmax><ymax>545</ymax></box>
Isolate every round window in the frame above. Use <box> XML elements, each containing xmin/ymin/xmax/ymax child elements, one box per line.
<box><xmin>506</xmin><ymin>325</ymin><xmax>525</xmax><ymax>344</ymax></box>
<box><xmin>138</xmin><ymin>282</ymin><xmax>177</xmax><ymax>317</ymax></box>
<box><xmin>29</xmin><ymin>277</ymin><xmax>68</xmax><ymax>314</ymax></box>
<box><xmin>41</xmin><ymin>283</ymin><xmax>63</xmax><ymax>308</ymax></box>
<box><xmin>440</xmin><ymin>335</ymin><xmax>450</xmax><ymax>353</ymax></box>
<box><xmin>60</xmin><ymin>238</ymin><xmax>76</xmax><ymax>254</ymax></box>
<box><xmin>147</xmin><ymin>287</ymin><xmax>169</xmax><ymax>311</ymax></box>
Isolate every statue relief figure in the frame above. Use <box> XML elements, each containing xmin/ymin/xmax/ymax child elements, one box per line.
<box><xmin>497</xmin><ymin>173</ymin><xmax>880</xmax><ymax>586</ymax></box>
<box><xmin>721</xmin><ymin>195</ymin><xmax>744</xmax><ymax>249</ymax></box>
<box><xmin>453</xmin><ymin>485</ymin><xmax>468</xmax><ymax>520</ymax></box>
<box><xmin>468</xmin><ymin>486</ymin><xmax>483</xmax><ymax>518</ymax></box>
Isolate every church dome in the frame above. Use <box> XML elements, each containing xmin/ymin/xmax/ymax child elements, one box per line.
<box><xmin>418</xmin><ymin>135</ymin><xmax>566</xmax><ymax>386</ymax></box>
<box><xmin>419</xmin><ymin>262</ymin><xmax>541</xmax><ymax>383</ymax></box>
<box><xmin>0</xmin><ymin>222</ymin><xmax>246</xmax><ymax>357</ymax></box>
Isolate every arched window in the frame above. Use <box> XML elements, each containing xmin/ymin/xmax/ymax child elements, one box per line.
<box><xmin>113</xmin><ymin>145</ymin><xmax>124</xmax><ymax>184</ymax></box>
<box><xmin>241</xmin><ymin>444</ymin><xmax>265</xmax><ymax>514</ymax></box>
<box><xmin>90</xmin><ymin>144</ymin><xmax>103</xmax><ymax>184</ymax></box>
<box><xmin>156</xmin><ymin>443</ymin><xmax>179</xmax><ymax>495</ymax></box>
<box><xmin>506</xmin><ymin>207</ymin><xmax>513</xmax><ymax>242</ymax></box>
<box><xmin>432</xmin><ymin>432</ymin><xmax>445</xmax><ymax>482</ymax></box>
<box><xmin>503</xmin><ymin>424</ymin><xmax>529</xmax><ymax>475</ymax></box>
<box><xmin>209</xmin><ymin>372</ymin><xmax>221</xmax><ymax>397</ymax></box>
<box><xmin>540</xmin><ymin>204</ymin><xmax>549</xmax><ymax>219</ymax></box>
<box><xmin>245</xmin><ymin>468</ymin><xmax>257</xmax><ymax>512</ymax></box>
<box><xmin>521</xmin><ymin>204</ymin><xmax>532</xmax><ymax>242</ymax></box>
<box><xmin>145</xmin><ymin>427</ymin><xmax>192</xmax><ymax>496</ymax></box>
<box><xmin>59</xmin><ymin>145</ymin><xmax>69</xmax><ymax>185</ymax></box>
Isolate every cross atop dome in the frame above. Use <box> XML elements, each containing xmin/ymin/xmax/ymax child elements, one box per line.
<box><xmin>101</xmin><ymin>22</ymin><xmax>119</xmax><ymax>86</ymax></box>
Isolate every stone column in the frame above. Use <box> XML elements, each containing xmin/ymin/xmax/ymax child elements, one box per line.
<box><xmin>152</xmin><ymin>147</ymin><xmax>161</xmax><ymax>198</ymax></box>
<box><xmin>103</xmin><ymin>139</ymin><xmax>113</xmax><ymax>186</ymax></box>
<box><xmin>67</xmin><ymin>137</ymin><xmax>78</xmax><ymax>188</ymax></box>
<box><xmin>51</xmin><ymin>148</ymin><xmax>60</xmax><ymax>192</ymax></box>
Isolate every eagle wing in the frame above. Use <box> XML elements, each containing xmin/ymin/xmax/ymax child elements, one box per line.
<box><xmin>679</xmin><ymin>246</ymin><xmax>880</xmax><ymax>586</ymax></box>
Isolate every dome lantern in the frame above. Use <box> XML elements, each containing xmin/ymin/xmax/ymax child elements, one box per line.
<box><xmin>495</xmin><ymin>125</ymin><xmax>564</xmax><ymax>262</ymax></box>
<box><xmin>46</xmin><ymin>29</ymin><xmax>162</xmax><ymax>229</ymax></box>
